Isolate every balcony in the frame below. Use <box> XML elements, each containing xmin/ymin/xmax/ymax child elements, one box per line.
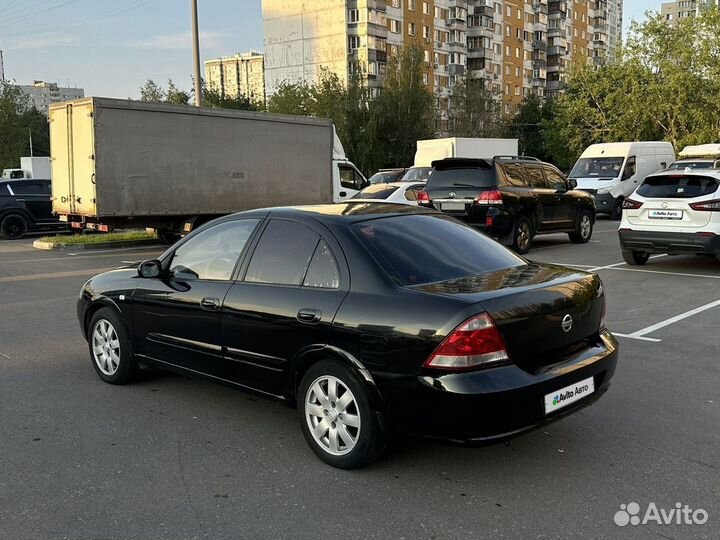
<box><xmin>547</xmin><ymin>45</ymin><xmax>566</xmax><ymax>56</ymax></box>
<box><xmin>448</xmin><ymin>64</ymin><xmax>466</xmax><ymax>76</ymax></box>
<box><xmin>467</xmin><ymin>47</ymin><xmax>494</xmax><ymax>60</ymax></box>
<box><xmin>532</xmin><ymin>40</ymin><xmax>547</xmax><ymax>50</ymax></box>
<box><xmin>532</xmin><ymin>2</ymin><xmax>548</xmax><ymax>15</ymax></box>
<box><xmin>548</xmin><ymin>1</ymin><xmax>567</xmax><ymax>14</ymax></box>
<box><xmin>365</xmin><ymin>0</ymin><xmax>387</xmax><ymax>11</ymax></box>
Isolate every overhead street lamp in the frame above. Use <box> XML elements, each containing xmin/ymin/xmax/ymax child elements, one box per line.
<box><xmin>191</xmin><ymin>0</ymin><xmax>202</xmax><ymax>106</ymax></box>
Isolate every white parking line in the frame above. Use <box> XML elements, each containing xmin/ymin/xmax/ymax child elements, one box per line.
<box><xmin>626</xmin><ymin>298</ymin><xmax>720</xmax><ymax>339</ymax></box>
<box><xmin>613</xmin><ymin>333</ymin><xmax>662</xmax><ymax>343</ymax></box>
<box><xmin>586</xmin><ymin>254</ymin><xmax>667</xmax><ymax>272</ymax></box>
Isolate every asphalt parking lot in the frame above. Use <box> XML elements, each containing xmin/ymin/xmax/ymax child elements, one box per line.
<box><xmin>1</xmin><ymin>219</ymin><xmax>718</xmax><ymax>540</ymax></box>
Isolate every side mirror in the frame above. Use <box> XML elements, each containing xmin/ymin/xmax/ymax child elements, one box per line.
<box><xmin>138</xmin><ymin>259</ymin><xmax>162</xmax><ymax>278</ymax></box>
<box><xmin>568</xmin><ymin>178</ymin><xmax>577</xmax><ymax>189</ymax></box>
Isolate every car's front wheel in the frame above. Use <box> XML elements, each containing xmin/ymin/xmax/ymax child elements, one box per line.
<box><xmin>298</xmin><ymin>360</ymin><xmax>385</xmax><ymax>469</ymax></box>
<box><xmin>0</xmin><ymin>213</ymin><xmax>28</xmax><ymax>240</ymax></box>
<box><xmin>569</xmin><ymin>210</ymin><xmax>594</xmax><ymax>243</ymax></box>
<box><xmin>87</xmin><ymin>308</ymin><xmax>137</xmax><ymax>384</ymax></box>
<box><xmin>622</xmin><ymin>249</ymin><xmax>650</xmax><ymax>266</ymax></box>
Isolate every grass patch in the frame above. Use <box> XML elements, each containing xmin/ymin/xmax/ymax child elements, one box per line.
<box><xmin>40</xmin><ymin>230</ymin><xmax>157</xmax><ymax>245</ymax></box>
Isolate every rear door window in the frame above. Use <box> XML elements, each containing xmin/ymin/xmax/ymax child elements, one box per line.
<box><xmin>9</xmin><ymin>182</ymin><xmax>45</xmax><ymax>195</ymax></box>
<box><xmin>353</xmin><ymin>214</ymin><xmax>525</xmax><ymax>285</ymax></box>
<box><xmin>245</xmin><ymin>220</ymin><xmax>319</xmax><ymax>285</ymax></box>
<box><xmin>636</xmin><ymin>175</ymin><xmax>720</xmax><ymax>199</ymax></box>
<box><xmin>524</xmin><ymin>166</ymin><xmax>548</xmax><ymax>189</ymax></box>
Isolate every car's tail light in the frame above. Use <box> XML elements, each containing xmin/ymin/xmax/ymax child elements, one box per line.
<box><xmin>417</xmin><ymin>190</ymin><xmax>430</xmax><ymax>204</ymax></box>
<box><xmin>424</xmin><ymin>313</ymin><xmax>510</xmax><ymax>371</ymax></box>
<box><xmin>689</xmin><ymin>199</ymin><xmax>720</xmax><ymax>211</ymax></box>
<box><xmin>476</xmin><ymin>189</ymin><xmax>503</xmax><ymax>205</ymax></box>
<box><xmin>622</xmin><ymin>198</ymin><xmax>643</xmax><ymax>209</ymax></box>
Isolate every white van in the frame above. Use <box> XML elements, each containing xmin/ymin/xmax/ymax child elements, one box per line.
<box><xmin>569</xmin><ymin>142</ymin><xmax>676</xmax><ymax>219</ymax></box>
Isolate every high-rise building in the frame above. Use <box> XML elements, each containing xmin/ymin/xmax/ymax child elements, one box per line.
<box><xmin>661</xmin><ymin>0</ymin><xmax>717</xmax><ymax>26</ymax></box>
<box><xmin>204</xmin><ymin>51</ymin><xmax>265</xmax><ymax>103</ymax></box>
<box><xmin>18</xmin><ymin>81</ymin><xmax>84</xmax><ymax>112</ymax></box>
<box><xmin>262</xmin><ymin>0</ymin><xmax>622</xmax><ymax>110</ymax></box>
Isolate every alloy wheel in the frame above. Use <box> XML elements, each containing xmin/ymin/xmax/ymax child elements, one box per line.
<box><xmin>91</xmin><ymin>319</ymin><xmax>121</xmax><ymax>376</ymax></box>
<box><xmin>580</xmin><ymin>214</ymin><xmax>592</xmax><ymax>239</ymax></box>
<box><xmin>516</xmin><ymin>222</ymin><xmax>530</xmax><ymax>251</ymax></box>
<box><xmin>305</xmin><ymin>375</ymin><xmax>361</xmax><ymax>456</ymax></box>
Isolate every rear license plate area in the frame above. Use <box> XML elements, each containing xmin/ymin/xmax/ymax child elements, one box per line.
<box><xmin>648</xmin><ymin>209</ymin><xmax>683</xmax><ymax>220</ymax></box>
<box><xmin>441</xmin><ymin>202</ymin><xmax>466</xmax><ymax>212</ymax></box>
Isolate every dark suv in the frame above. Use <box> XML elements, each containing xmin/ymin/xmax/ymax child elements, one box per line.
<box><xmin>417</xmin><ymin>157</ymin><xmax>596</xmax><ymax>254</ymax></box>
<box><xmin>0</xmin><ymin>179</ymin><xmax>66</xmax><ymax>239</ymax></box>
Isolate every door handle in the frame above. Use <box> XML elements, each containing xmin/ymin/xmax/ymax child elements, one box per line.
<box><xmin>200</xmin><ymin>297</ymin><xmax>221</xmax><ymax>311</ymax></box>
<box><xmin>339</xmin><ymin>191</ymin><xmax>347</xmax><ymax>197</ymax></box>
<box><xmin>297</xmin><ymin>308</ymin><xmax>322</xmax><ymax>324</ymax></box>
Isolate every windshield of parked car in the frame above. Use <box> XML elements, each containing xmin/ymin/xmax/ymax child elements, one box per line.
<box><xmin>636</xmin><ymin>175</ymin><xmax>720</xmax><ymax>199</ymax></box>
<box><xmin>667</xmin><ymin>160</ymin><xmax>715</xmax><ymax>170</ymax></box>
<box><xmin>569</xmin><ymin>157</ymin><xmax>624</xmax><ymax>179</ymax></box>
<box><xmin>353</xmin><ymin>214</ymin><xmax>525</xmax><ymax>285</ymax></box>
<box><xmin>369</xmin><ymin>171</ymin><xmax>402</xmax><ymax>184</ymax></box>
<box><xmin>426</xmin><ymin>167</ymin><xmax>497</xmax><ymax>189</ymax></box>
<box><xmin>400</xmin><ymin>167</ymin><xmax>432</xmax><ymax>181</ymax></box>
<box><xmin>353</xmin><ymin>184</ymin><xmax>400</xmax><ymax>200</ymax></box>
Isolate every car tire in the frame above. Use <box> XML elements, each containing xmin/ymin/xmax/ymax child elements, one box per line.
<box><xmin>298</xmin><ymin>360</ymin><xmax>385</xmax><ymax>469</ymax></box>
<box><xmin>569</xmin><ymin>210</ymin><xmax>594</xmax><ymax>243</ymax></box>
<box><xmin>512</xmin><ymin>216</ymin><xmax>533</xmax><ymax>255</ymax></box>
<box><xmin>622</xmin><ymin>249</ymin><xmax>650</xmax><ymax>266</ymax></box>
<box><xmin>609</xmin><ymin>198</ymin><xmax>623</xmax><ymax>220</ymax></box>
<box><xmin>87</xmin><ymin>307</ymin><xmax>138</xmax><ymax>384</ymax></box>
<box><xmin>0</xmin><ymin>213</ymin><xmax>29</xmax><ymax>240</ymax></box>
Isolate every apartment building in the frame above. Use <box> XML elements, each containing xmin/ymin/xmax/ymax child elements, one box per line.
<box><xmin>262</xmin><ymin>0</ymin><xmax>622</xmax><ymax>111</ymax></box>
<box><xmin>661</xmin><ymin>0</ymin><xmax>718</xmax><ymax>26</ymax></box>
<box><xmin>18</xmin><ymin>81</ymin><xmax>84</xmax><ymax>112</ymax></box>
<box><xmin>204</xmin><ymin>51</ymin><xmax>265</xmax><ymax>102</ymax></box>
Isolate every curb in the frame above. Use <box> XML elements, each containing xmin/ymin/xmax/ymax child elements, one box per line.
<box><xmin>33</xmin><ymin>239</ymin><xmax>163</xmax><ymax>251</ymax></box>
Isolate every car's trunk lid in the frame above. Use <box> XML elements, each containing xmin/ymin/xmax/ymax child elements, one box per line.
<box><xmin>412</xmin><ymin>263</ymin><xmax>604</xmax><ymax>373</ymax></box>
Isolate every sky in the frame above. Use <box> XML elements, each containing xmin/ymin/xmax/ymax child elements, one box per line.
<box><xmin>0</xmin><ymin>0</ymin><xmax>662</xmax><ymax>99</ymax></box>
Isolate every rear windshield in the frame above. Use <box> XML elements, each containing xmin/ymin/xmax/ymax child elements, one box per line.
<box><xmin>401</xmin><ymin>167</ymin><xmax>432</xmax><ymax>181</ymax></box>
<box><xmin>426</xmin><ymin>167</ymin><xmax>497</xmax><ymax>189</ymax></box>
<box><xmin>353</xmin><ymin>184</ymin><xmax>399</xmax><ymax>200</ymax></box>
<box><xmin>668</xmin><ymin>161</ymin><xmax>715</xmax><ymax>170</ymax></box>
<box><xmin>569</xmin><ymin>157</ymin><xmax>624</xmax><ymax>178</ymax></box>
<box><xmin>636</xmin><ymin>175</ymin><xmax>720</xmax><ymax>199</ymax></box>
<box><xmin>352</xmin><ymin>214</ymin><xmax>525</xmax><ymax>285</ymax></box>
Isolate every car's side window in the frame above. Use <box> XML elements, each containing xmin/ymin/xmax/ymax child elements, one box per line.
<box><xmin>169</xmin><ymin>219</ymin><xmax>259</xmax><ymax>281</ymax></box>
<box><xmin>524</xmin><ymin>166</ymin><xmax>548</xmax><ymax>189</ymax></box>
<box><xmin>245</xmin><ymin>220</ymin><xmax>319</xmax><ymax>286</ymax></box>
<box><xmin>340</xmin><ymin>166</ymin><xmax>366</xmax><ymax>191</ymax></box>
<box><xmin>10</xmin><ymin>182</ymin><xmax>45</xmax><ymax>195</ymax></box>
<box><xmin>303</xmin><ymin>240</ymin><xmax>340</xmax><ymax>289</ymax></box>
<box><xmin>500</xmin><ymin>164</ymin><xmax>527</xmax><ymax>187</ymax></box>
<box><xmin>622</xmin><ymin>156</ymin><xmax>637</xmax><ymax>180</ymax></box>
<box><xmin>543</xmin><ymin>167</ymin><xmax>568</xmax><ymax>190</ymax></box>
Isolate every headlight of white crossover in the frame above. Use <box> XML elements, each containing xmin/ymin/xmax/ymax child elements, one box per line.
<box><xmin>596</xmin><ymin>186</ymin><xmax>612</xmax><ymax>195</ymax></box>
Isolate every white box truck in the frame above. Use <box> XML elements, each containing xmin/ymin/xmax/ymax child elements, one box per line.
<box><xmin>569</xmin><ymin>142</ymin><xmax>676</xmax><ymax>219</ymax></box>
<box><xmin>401</xmin><ymin>138</ymin><xmax>519</xmax><ymax>181</ymax></box>
<box><xmin>49</xmin><ymin>98</ymin><xmax>367</xmax><ymax>242</ymax></box>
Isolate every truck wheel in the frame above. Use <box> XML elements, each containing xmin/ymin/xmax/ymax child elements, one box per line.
<box><xmin>0</xmin><ymin>214</ymin><xmax>28</xmax><ymax>240</ymax></box>
<box><xmin>569</xmin><ymin>210</ymin><xmax>593</xmax><ymax>243</ymax></box>
<box><xmin>622</xmin><ymin>249</ymin><xmax>650</xmax><ymax>266</ymax></box>
<box><xmin>512</xmin><ymin>217</ymin><xmax>533</xmax><ymax>255</ymax></box>
<box><xmin>158</xmin><ymin>230</ymin><xmax>182</xmax><ymax>245</ymax></box>
<box><xmin>609</xmin><ymin>198</ymin><xmax>623</xmax><ymax>220</ymax></box>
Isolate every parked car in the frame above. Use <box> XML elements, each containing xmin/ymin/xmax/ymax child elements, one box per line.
<box><xmin>668</xmin><ymin>144</ymin><xmax>720</xmax><ymax>171</ymax></box>
<box><xmin>0</xmin><ymin>179</ymin><xmax>66</xmax><ymax>239</ymax></box>
<box><xmin>351</xmin><ymin>182</ymin><xmax>426</xmax><ymax>205</ymax></box>
<box><xmin>667</xmin><ymin>159</ymin><xmax>719</xmax><ymax>171</ymax></box>
<box><xmin>619</xmin><ymin>170</ymin><xmax>720</xmax><ymax>264</ymax></box>
<box><xmin>78</xmin><ymin>204</ymin><xmax>618</xmax><ymax>469</ymax></box>
<box><xmin>417</xmin><ymin>157</ymin><xmax>596</xmax><ymax>254</ymax></box>
<box><xmin>368</xmin><ymin>168</ymin><xmax>407</xmax><ymax>184</ymax></box>
<box><xmin>400</xmin><ymin>166</ymin><xmax>433</xmax><ymax>182</ymax></box>
<box><xmin>569</xmin><ymin>142</ymin><xmax>676</xmax><ymax>219</ymax></box>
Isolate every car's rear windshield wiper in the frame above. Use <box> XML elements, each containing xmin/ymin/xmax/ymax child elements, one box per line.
<box><xmin>451</xmin><ymin>182</ymin><xmax>480</xmax><ymax>188</ymax></box>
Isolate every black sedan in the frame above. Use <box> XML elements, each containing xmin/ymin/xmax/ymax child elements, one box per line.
<box><xmin>78</xmin><ymin>204</ymin><xmax>618</xmax><ymax>468</ymax></box>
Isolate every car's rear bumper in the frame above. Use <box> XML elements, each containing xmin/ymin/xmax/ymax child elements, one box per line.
<box><xmin>375</xmin><ymin>330</ymin><xmax>618</xmax><ymax>445</ymax></box>
<box><xmin>619</xmin><ymin>229</ymin><xmax>720</xmax><ymax>255</ymax></box>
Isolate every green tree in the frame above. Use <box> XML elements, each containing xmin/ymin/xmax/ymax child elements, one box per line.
<box><xmin>202</xmin><ymin>84</ymin><xmax>262</xmax><ymax>111</ymax></box>
<box><xmin>165</xmin><ymin>79</ymin><xmax>191</xmax><ymax>105</ymax></box>
<box><xmin>139</xmin><ymin>79</ymin><xmax>165</xmax><ymax>102</ymax></box>
<box><xmin>0</xmin><ymin>82</ymin><xmax>50</xmax><ymax>171</ymax></box>
<box><xmin>445</xmin><ymin>77</ymin><xmax>506</xmax><ymax>138</ymax></box>
<box><xmin>266</xmin><ymin>81</ymin><xmax>314</xmax><ymax>116</ymax></box>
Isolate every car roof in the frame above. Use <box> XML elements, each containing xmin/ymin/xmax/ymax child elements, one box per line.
<box><xmin>364</xmin><ymin>181</ymin><xmax>424</xmax><ymax>188</ymax></box>
<box><xmin>220</xmin><ymin>202</ymin><xmax>437</xmax><ymax>225</ymax></box>
<box><xmin>647</xmin><ymin>169</ymin><xmax>720</xmax><ymax>179</ymax></box>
